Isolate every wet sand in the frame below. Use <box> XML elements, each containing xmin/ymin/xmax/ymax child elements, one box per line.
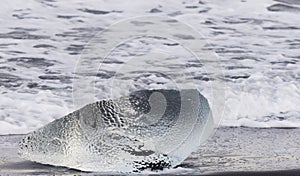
<box><xmin>1</xmin><ymin>127</ymin><xmax>300</xmax><ymax>175</ymax></box>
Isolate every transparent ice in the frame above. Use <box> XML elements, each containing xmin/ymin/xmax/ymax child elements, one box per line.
<box><xmin>18</xmin><ymin>89</ymin><xmax>214</xmax><ymax>173</ymax></box>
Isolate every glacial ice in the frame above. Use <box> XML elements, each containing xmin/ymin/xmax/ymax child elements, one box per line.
<box><xmin>18</xmin><ymin>89</ymin><xmax>214</xmax><ymax>173</ymax></box>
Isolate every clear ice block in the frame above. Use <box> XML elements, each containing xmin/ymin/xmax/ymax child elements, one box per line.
<box><xmin>18</xmin><ymin>89</ymin><xmax>214</xmax><ymax>173</ymax></box>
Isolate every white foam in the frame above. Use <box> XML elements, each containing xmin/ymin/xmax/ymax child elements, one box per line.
<box><xmin>0</xmin><ymin>88</ymin><xmax>71</xmax><ymax>134</ymax></box>
<box><xmin>0</xmin><ymin>0</ymin><xmax>300</xmax><ymax>134</ymax></box>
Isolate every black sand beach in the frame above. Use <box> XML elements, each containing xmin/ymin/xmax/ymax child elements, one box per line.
<box><xmin>1</xmin><ymin>127</ymin><xmax>299</xmax><ymax>175</ymax></box>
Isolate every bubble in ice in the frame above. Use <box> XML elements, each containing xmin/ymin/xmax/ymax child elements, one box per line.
<box><xmin>18</xmin><ymin>89</ymin><xmax>214</xmax><ymax>173</ymax></box>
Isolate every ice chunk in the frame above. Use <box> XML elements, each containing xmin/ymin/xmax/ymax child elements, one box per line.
<box><xmin>18</xmin><ymin>89</ymin><xmax>214</xmax><ymax>173</ymax></box>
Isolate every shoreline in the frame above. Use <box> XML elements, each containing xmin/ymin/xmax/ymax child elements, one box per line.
<box><xmin>208</xmin><ymin>169</ymin><xmax>300</xmax><ymax>176</ymax></box>
<box><xmin>1</xmin><ymin>127</ymin><xmax>300</xmax><ymax>175</ymax></box>
<box><xmin>2</xmin><ymin>125</ymin><xmax>300</xmax><ymax>136</ymax></box>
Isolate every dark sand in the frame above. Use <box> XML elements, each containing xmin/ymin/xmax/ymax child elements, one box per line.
<box><xmin>1</xmin><ymin>127</ymin><xmax>300</xmax><ymax>175</ymax></box>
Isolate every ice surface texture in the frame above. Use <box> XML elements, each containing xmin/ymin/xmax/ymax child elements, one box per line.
<box><xmin>18</xmin><ymin>89</ymin><xmax>214</xmax><ymax>173</ymax></box>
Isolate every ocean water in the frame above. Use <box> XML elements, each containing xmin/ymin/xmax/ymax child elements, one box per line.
<box><xmin>0</xmin><ymin>0</ymin><xmax>299</xmax><ymax>135</ymax></box>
